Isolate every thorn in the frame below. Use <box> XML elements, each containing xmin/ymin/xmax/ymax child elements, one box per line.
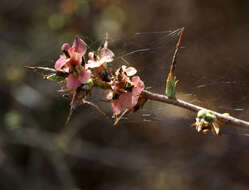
<box><xmin>24</xmin><ymin>65</ymin><xmax>36</xmax><ymax>70</ymax></box>
<box><xmin>65</xmin><ymin>90</ymin><xmax>78</xmax><ymax>127</ymax></box>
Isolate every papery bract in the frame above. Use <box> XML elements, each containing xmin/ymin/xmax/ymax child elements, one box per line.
<box><xmin>86</xmin><ymin>48</ymin><xmax>114</xmax><ymax>69</ymax></box>
<box><xmin>116</xmin><ymin>65</ymin><xmax>137</xmax><ymax>77</ymax></box>
<box><xmin>99</xmin><ymin>48</ymin><xmax>115</xmax><ymax>63</ymax></box>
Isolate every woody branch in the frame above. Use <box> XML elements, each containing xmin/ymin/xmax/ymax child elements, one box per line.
<box><xmin>24</xmin><ymin>65</ymin><xmax>249</xmax><ymax>130</ymax></box>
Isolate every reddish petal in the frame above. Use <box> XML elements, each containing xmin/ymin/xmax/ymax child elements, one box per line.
<box><xmin>72</xmin><ymin>37</ymin><xmax>87</xmax><ymax>55</ymax></box>
<box><xmin>132</xmin><ymin>76</ymin><xmax>144</xmax><ymax>95</ymax></box>
<box><xmin>55</xmin><ymin>55</ymin><xmax>67</xmax><ymax>70</ymax></box>
<box><xmin>66</xmin><ymin>75</ymin><xmax>81</xmax><ymax>89</ymax></box>
<box><xmin>111</xmin><ymin>100</ymin><xmax>121</xmax><ymax>115</ymax></box>
<box><xmin>119</xmin><ymin>93</ymin><xmax>138</xmax><ymax>110</ymax></box>
<box><xmin>78</xmin><ymin>69</ymin><xmax>91</xmax><ymax>84</ymax></box>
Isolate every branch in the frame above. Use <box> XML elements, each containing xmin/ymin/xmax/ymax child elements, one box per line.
<box><xmin>142</xmin><ymin>90</ymin><xmax>249</xmax><ymax>130</ymax></box>
<box><xmin>24</xmin><ymin>66</ymin><xmax>249</xmax><ymax>130</ymax></box>
<box><xmin>24</xmin><ymin>66</ymin><xmax>67</xmax><ymax>75</ymax></box>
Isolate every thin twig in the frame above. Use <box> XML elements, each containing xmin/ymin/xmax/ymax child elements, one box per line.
<box><xmin>24</xmin><ymin>66</ymin><xmax>249</xmax><ymax>130</ymax></box>
<box><xmin>24</xmin><ymin>66</ymin><xmax>67</xmax><ymax>74</ymax></box>
<box><xmin>24</xmin><ymin>66</ymin><xmax>249</xmax><ymax>129</ymax></box>
<box><xmin>84</xmin><ymin>100</ymin><xmax>109</xmax><ymax>118</ymax></box>
<box><xmin>141</xmin><ymin>90</ymin><xmax>249</xmax><ymax>130</ymax></box>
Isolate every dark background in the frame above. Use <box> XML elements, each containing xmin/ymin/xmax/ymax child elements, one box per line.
<box><xmin>0</xmin><ymin>0</ymin><xmax>249</xmax><ymax>189</ymax></box>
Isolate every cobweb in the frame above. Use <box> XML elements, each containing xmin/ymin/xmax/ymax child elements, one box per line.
<box><xmin>108</xmin><ymin>29</ymin><xmax>248</xmax><ymax>137</ymax></box>
<box><xmin>79</xmin><ymin>29</ymin><xmax>249</xmax><ymax>134</ymax></box>
<box><xmin>83</xmin><ymin>28</ymin><xmax>184</xmax><ymax>123</ymax></box>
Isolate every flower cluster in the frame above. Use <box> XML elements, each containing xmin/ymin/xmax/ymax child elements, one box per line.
<box><xmin>53</xmin><ymin>36</ymin><xmax>145</xmax><ymax>122</ymax></box>
<box><xmin>26</xmin><ymin>28</ymin><xmax>243</xmax><ymax>135</ymax></box>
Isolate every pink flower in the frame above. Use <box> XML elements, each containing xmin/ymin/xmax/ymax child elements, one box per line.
<box><xmin>110</xmin><ymin>76</ymin><xmax>144</xmax><ymax>115</ymax></box>
<box><xmin>66</xmin><ymin>69</ymin><xmax>91</xmax><ymax>89</ymax></box>
<box><xmin>55</xmin><ymin>37</ymin><xmax>87</xmax><ymax>71</ymax></box>
<box><xmin>86</xmin><ymin>47</ymin><xmax>114</xmax><ymax>69</ymax></box>
<box><xmin>54</xmin><ymin>37</ymin><xmax>91</xmax><ymax>90</ymax></box>
<box><xmin>119</xmin><ymin>76</ymin><xmax>144</xmax><ymax>109</ymax></box>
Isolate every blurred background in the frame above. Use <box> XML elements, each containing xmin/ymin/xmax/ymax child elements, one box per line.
<box><xmin>0</xmin><ymin>0</ymin><xmax>249</xmax><ymax>189</ymax></box>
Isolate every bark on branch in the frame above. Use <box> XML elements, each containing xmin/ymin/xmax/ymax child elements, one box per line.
<box><xmin>141</xmin><ymin>90</ymin><xmax>249</xmax><ymax>130</ymax></box>
<box><xmin>24</xmin><ymin>66</ymin><xmax>249</xmax><ymax>130</ymax></box>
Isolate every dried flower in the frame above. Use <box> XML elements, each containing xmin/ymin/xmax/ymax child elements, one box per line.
<box><xmin>108</xmin><ymin>65</ymin><xmax>144</xmax><ymax>116</ymax></box>
<box><xmin>115</xmin><ymin>65</ymin><xmax>137</xmax><ymax>77</ymax></box>
<box><xmin>193</xmin><ymin>109</ymin><xmax>225</xmax><ymax>136</ymax></box>
<box><xmin>86</xmin><ymin>48</ymin><xmax>114</xmax><ymax>69</ymax></box>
